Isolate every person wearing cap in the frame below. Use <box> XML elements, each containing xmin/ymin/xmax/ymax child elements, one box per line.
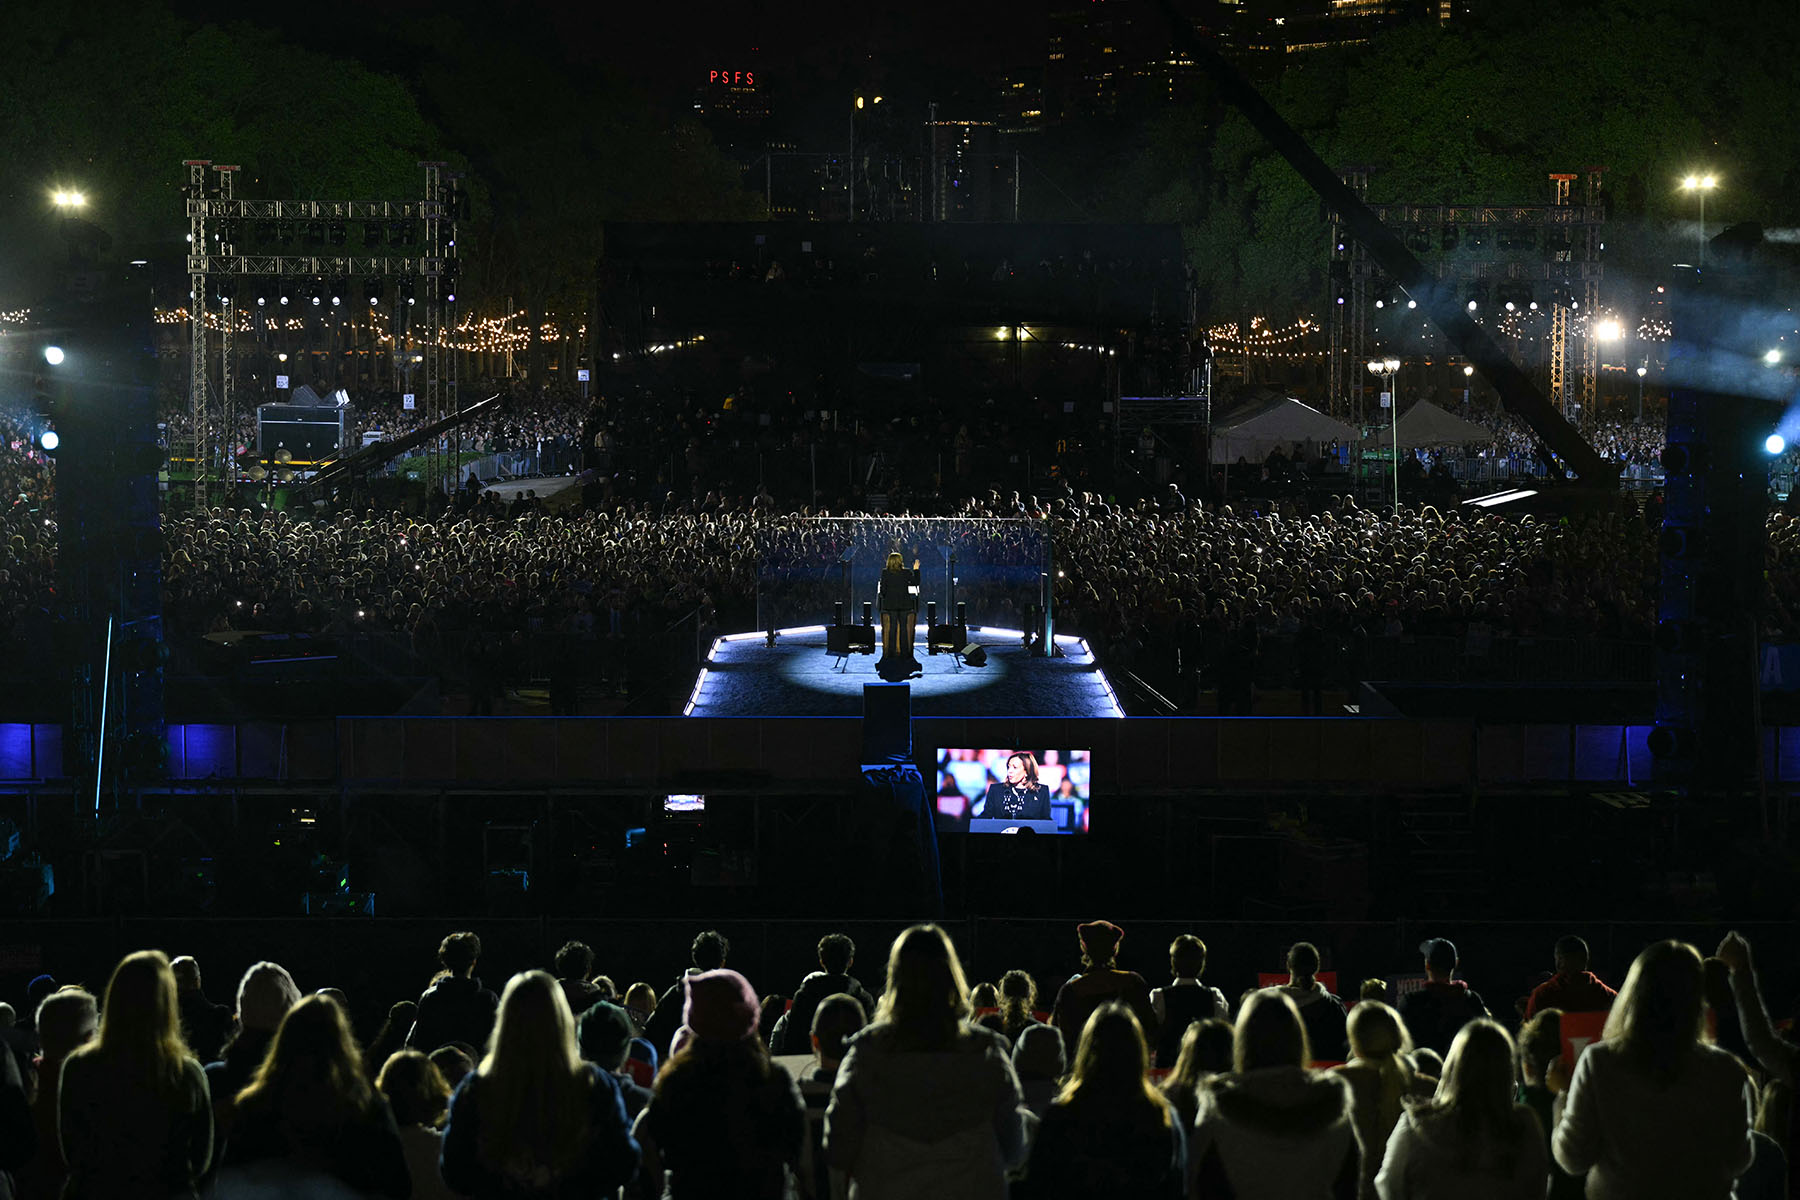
<box><xmin>578</xmin><ymin>1001</ymin><xmax>653</xmax><ymax>1120</ymax></box>
<box><xmin>1523</xmin><ymin>935</ymin><xmax>1617</xmax><ymax>1020</ymax></box>
<box><xmin>440</xmin><ymin>971</ymin><xmax>640</xmax><ymax>1199</ymax></box>
<box><xmin>1050</xmin><ymin>921</ymin><xmax>1158</xmax><ymax>1059</ymax></box>
<box><xmin>825</xmin><ymin>924</ymin><xmax>1031</xmax><ymax>1200</ymax></box>
<box><xmin>635</xmin><ymin>968</ymin><xmax>806</xmax><ymax>1199</ymax></box>
<box><xmin>1397</xmin><ymin>938</ymin><xmax>1489</xmax><ymax>1058</ymax></box>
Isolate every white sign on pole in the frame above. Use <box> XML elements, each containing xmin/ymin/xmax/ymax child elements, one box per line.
<box><xmin>577</xmin><ymin>369</ymin><xmax>591</xmax><ymax>382</ymax></box>
<box><xmin>275</xmin><ymin>375</ymin><xmax>290</xmax><ymax>390</ymax></box>
<box><xmin>403</xmin><ymin>393</ymin><xmax>416</xmax><ymax>410</ymax></box>
<box><xmin>1380</xmin><ymin>391</ymin><xmax>1392</xmax><ymax>408</ymax></box>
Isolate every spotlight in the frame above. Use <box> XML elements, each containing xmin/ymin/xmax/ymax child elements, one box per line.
<box><xmin>39</xmin><ymin>430</ymin><xmax>58</xmax><ymax>452</ymax></box>
<box><xmin>42</xmin><ymin>346</ymin><xmax>64</xmax><ymax>366</ymax></box>
<box><xmin>1765</xmin><ymin>349</ymin><xmax>1782</xmax><ymax>365</ymax></box>
<box><xmin>365</xmin><ymin>280</ymin><xmax>382</xmax><ymax>306</ymax></box>
<box><xmin>1767</xmin><ymin>434</ymin><xmax>1787</xmax><ymax>455</ymax></box>
<box><xmin>279</xmin><ymin>291</ymin><xmax>291</xmax><ymax>306</ymax></box>
<box><xmin>257</xmin><ymin>295</ymin><xmax>267</xmax><ymax>307</ymax></box>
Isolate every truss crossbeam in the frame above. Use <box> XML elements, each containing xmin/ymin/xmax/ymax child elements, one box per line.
<box><xmin>184</xmin><ymin>255</ymin><xmax>452</xmax><ymax>277</ymax></box>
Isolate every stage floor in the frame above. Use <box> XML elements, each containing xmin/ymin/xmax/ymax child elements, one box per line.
<box><xmin>684</xmin><ymin>626</ymin><xmax>1125</xmax><ymax>718</ymax></box>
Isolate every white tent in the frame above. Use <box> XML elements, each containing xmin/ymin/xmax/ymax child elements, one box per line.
<box><xmin>1209</xmin><ymin>396</ymin><xmax>1361</xmax><ymax>464</ymax></box>
<box><xmin>1369</xmin><ymin>399</ymin><xmax>1495</xmax><ymax>448</ymax></box>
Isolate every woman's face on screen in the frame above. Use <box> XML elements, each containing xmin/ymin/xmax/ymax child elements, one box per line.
<box><xmin>1006</xmin><ymin>756</ymin><xmax>1027</xmax><ymax>785</ymax></box>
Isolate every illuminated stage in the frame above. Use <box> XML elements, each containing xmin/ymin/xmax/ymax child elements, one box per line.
<box><xmin>684</xmin><ymin>627</ymin><xmax>1125</xmax><ymax>718</ymax></box>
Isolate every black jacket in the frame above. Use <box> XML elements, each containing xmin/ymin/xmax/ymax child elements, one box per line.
<box><xmin>406</xmin><ymin>974</ymin><xmax>499</xmax><ymax>1055</ymax></box>
<box><xmin>774</xmin><ymin>971</ymin><xmax>878</xmax><ymax>1055</ymax></box>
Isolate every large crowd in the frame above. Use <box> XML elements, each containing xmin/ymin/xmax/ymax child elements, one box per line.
<box><xmin>12</xmin><ymin>386</ymin><xmax>1800</xmax><ymax>698</ymax></box>
<box><xmin>0</xmin><ymin>921</ymin><xmax>1791</xmax><ymax>1198</ymax></box>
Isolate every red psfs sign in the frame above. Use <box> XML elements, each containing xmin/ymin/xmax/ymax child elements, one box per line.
<box><xmin>708</xmin><ymin>70</ymin><xmax>756</xmax><ymax>85</ymax></box>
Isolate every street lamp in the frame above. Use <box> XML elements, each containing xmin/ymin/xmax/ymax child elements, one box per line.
<box><xmin>1636</xmin><ymin>362</ymin><xmax>1648</xmax><ymax>421</ymax></box>
<box><xmin>1680</xmin><ymin>174</ymin><xmax>1718</xmax><ymax>264</ymax></box>
<box><xmin>52</xmin><ymin>190</ymin><xmax>86</xmax><ymax>209</ymax></box>
<box><xmin>1368</xmin><ymin>357</ymin><xmax>1401</xmax><ymax>515</ymax></box>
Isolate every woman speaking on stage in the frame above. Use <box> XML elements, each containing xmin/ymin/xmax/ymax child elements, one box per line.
<box><xmin>974</xmin><ymin>752</ymin><xmax>1052</xmax><ymax>821</ymax></box>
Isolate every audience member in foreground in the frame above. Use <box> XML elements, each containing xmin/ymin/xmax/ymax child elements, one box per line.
<box><xmin>577</xmin><ymin>1001</ymin><xmax>653</xmax><ymax>1119</ymax></box>
<box><xmin>205</xmin><ymin>959</ymin><xmax>301</xmax><ymax>1134</ymax></box>
<box><xmin>1273</xmin><ymin>940</ymin><xmax>1349</xmax><ymax>1062</ymax></box>
<box><xmin>1721</xmin><ymin>930</ymin><xmax>1798</xmax><ymax>1087</ymax></box>
<box><xmin>1335</xmin><ymin>1000</ymin><xmax>1435</xmax><ymax>1199</ymax></box>
<box><xmin>441</xmin><ymin>971</ymin><xmax>639</xmax><ymax>1199</ymax></box>
<box><xmin>1017</xmin><ymin>1002</ymin><xmax>1186</xmax><ymax>1198</ymax></box>
<box><xmin>56</xmin><ymin>951</ymin><xmax>213</xmax><ymax>1200</ymax></box>
<box><xmin>643</xmin><ymin>930</ymin><xmax>730</xmax><ymax>1059</ymax></box>
<box><xmin>1158</xmin><ymin>1017</ymin><xmax>1234</xmax><ymax>1131</ymax></box>
<box><xmin>15</xmin><ymin>987</ymin><xmax>95</xmax><ymax>1200</ymax></box>
<box><xmin>1050</xmin><ymin>920</ymin><xmax>1157</xmax><ymax>1059</ymax></box>
<box><xmin>636</xmin><ymin>968</ymin><xmax>805</xmax><ymax>1199</ymax></box>
<box><xmin>1523</xmin><ymin>935</ymin><xmax>1617</xmax><ymax>1020</ymax></box>
<box><xmin>825</xmin><ymin>923</ymin><xmax>1032</xmax><ymax>1200</ymax></box>
<box><xmin>1150</xmin><ymin>934</ymin><xmax>1229</xmax><ymax>1069</ymax></box>
<box><xmin>1398</xmin><ymin>938</ymin><xmax>1489</xmax><ymax>1057</ymax></box>
<box><xmin>219</xmin><ymin>994</ymin><xmax>409</xmax><ymax>1198</ymax></box>
<box><xmin>374</xmin><ymin>1049</ymin><xmax>462</xmax><ymax>1200</ymax></box>
<box><xmin>1514</xmin><ymin>1009</ymin><xmax>1584</xmax><ymax>1200</ymax></box>
<box><xmin>1373</xmin><ymin>1019</ymin><xmax>1547</xmax><ymax>1199</ymax></box>
<box><xmin>407</xmin><ymin>932</ymin><xmax>499</xmax><ymax>1055</ymax></box>
<box><xmin>798</xmin><ymin>993</ymin><xmax>869</xmax><ymax>1200</ymax></box>
<box><xmin>1190</xmin><ymin>989</ymin><xmax>1359</xmax><ymax>1200</ymax></box>
<box><xmin>1013</xmin><ymin>1023</ymin><xmax>1067</xmax><ymax>1120</ymax></box>
<box><xmin>982</xmin><ymin>969</ymin><xmax>1044</xmax><ymax>1045</ymax></box>
<box><xmin>1552</xmin><ymin>940</ymin><xmax>1755</xmax><ymax>1198</ymax></box>
<box><xmin>1188</xmin><ymin>993</ymin><xmax>1353</xmax><ymax>1194</ymax></box>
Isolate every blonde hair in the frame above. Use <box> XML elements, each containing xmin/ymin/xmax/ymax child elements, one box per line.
<box><xmin>1235</xmin><ymin>989</ymin><xmax>1310</xmax><ymax>1073</ymax></box>
<box><xmin>1345</xmin><ymin>1001</ymin><xmax>1416</xmax><ymax>1134</ymax></box>
<box><xmin>1604</xmin><ymin>940</ymin><xmax>1705</xmax><ymax>1083</ymax></box>
<box><xmin>1415</xmin><ymin>1020</ymin><xmax>1522</xmax><ymax>1172</ymax></box>
<box><xmin>1057</xmin><ymin>1003</ymin><xmax>1170</xmax><ymax>1126</ymax></box>
<box><xmin>874</xmin><ymin>924</ymin><xmax>972</xmax><ymax>1048</ymax></box>
<box><xmin>885</xmin><ymin>551</ymin><xmax>904</xmax><ymax>570</ymax></box>
<box><xmin>80</xmin><ymin>950</ymin><xmax>190</xmax><ymax>1095</ymax></box>
<box><xmin>474</xmin><ymin>971</ymin><xmax>592</xmax><ymax>1175</ymax></box>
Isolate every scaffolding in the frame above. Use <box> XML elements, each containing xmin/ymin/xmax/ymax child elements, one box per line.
<box><xmin>183</xmin><ymin>160</ymin><xmax>460</xmax><ymax>507</ymax></box>
<box><xmin>1326</xmin><ymin>170</ymin><xmax>1605</xmax><ymax>433</ymax></box>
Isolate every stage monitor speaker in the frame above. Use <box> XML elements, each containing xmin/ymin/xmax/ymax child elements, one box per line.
<box><xmin>928</xmin><ymin>622</ymin><xmax>967</xmax><ymax>653</ymax></box>
<box><xmin>862</xmin><ymin>683</ymin><xmax>912</xmax><ymax>763</ymax></box>
<box><xmin>828</xmin><ymin>625</ymin><xmax>875</xmax><ymax>656</ymax></box>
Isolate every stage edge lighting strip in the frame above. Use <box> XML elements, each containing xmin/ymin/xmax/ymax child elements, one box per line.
<box><xmin>683</xmin><ymin>636</ymin><xmax>726</xmax><ymax>716</ymax></box>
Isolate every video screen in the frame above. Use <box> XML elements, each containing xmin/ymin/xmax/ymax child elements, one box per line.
<box><xmin>664</xmin><ymin>794</ymin><xmax>705</xmax><ymax>817</ymax></box>
<box><xmin>932</xmin><ymin>749</ymin><xmax>1090</xmax><ymax>835</ymax></box>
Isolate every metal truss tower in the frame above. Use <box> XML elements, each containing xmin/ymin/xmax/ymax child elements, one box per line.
<box><xmin>1327</xmin><ymin>168</ymin><xmax>1370</xmax><ymax>428</ymax></box>
<box><xmin>183</xmin><ymin>161</ymin><xmax>457</xmax><ymax>506</ymax></box>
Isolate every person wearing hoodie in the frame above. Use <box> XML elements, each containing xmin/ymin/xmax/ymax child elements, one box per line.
<box><xmin>825</xmin><ymin>924</ymin><xmax>1032</xmax><ymax>1200</ymax></box>
<box><xmin>1013</xmin><ymin>1024</ymin><xmax>1066</xmax><ymax>1119</ymax></box>
<box><xmin>641</xmin><ymin>930</ymin><xmax>729</xmax><ymax>1061</ymax></box>
<box><xmin>1016</xmin><ymin>1003</ymin><xmax>1186</xmax><ymax>1200</ymax></box>
<box><xmin>775</xmin><ymin>934</ymin><xmax>879</xmax><ymax>1055</ymax></box>
<box><xmin>1190</xmin><ymin>989</ymin><xmax>1359</xmax><ymax>1200</ymax></box>
<box><xmin>1552</xmin><ymin>940</ymin><xmax>1753</xmax><ymax>1199</ymax></box>
<box><xmin>1273</xmin><ymin>942</ymin><xmax>1348</xmax><ymax>1063</ymax></box>
<box><xmin>406</xmin><ymin>932</ymin><xmax>500</xmax><ymax>1055</ymax></box>
<box><xmin>205</xmin><ymin>961</ymin><xmax>302</xmax><ymax>1142</ymax></box>
<box><xmin>1334</xmin><ymin>1001</ymin><xmax>1435</xmax><ymax>1200</ymax></box>
<box><xmin>634</xmin><ymin>969</ymin><xmax>804</xmax><ymax>1200</ymax></box>
<box><xmin>1374</xmin><ymin>1019</ymin><xmax>1547</xmax><ymax>1199</ymax></box>
<box><xmin>1396</xmin><ymin>939</ymin><xmax>1489</xmax><ymax>1058</ymax></box>
<box><xmin>1523</xmin><ymin>936</ymin><xmax>1617</xmax><ymax>1020</ymax></box>
<box><xmin>1050</xmin><ymin>921</ymin><xmax>1157</xmax><ymax>1061</ymax></box>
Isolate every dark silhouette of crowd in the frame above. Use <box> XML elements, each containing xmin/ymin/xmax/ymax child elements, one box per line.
<box><xmin>3</xmin><ymin>921</ymin><xmax>1793</xmax><ymax>1199</ymax></box>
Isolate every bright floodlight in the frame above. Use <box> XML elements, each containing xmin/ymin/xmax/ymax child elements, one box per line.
<box><xmin>42</xmin><ymin>346</ymin><xmax>64</xmax><ymax>366</ymax></box>
<box><xmin>52</xmin><ymin>190</ymin><xmax>86</xmax><ymax>208</ymax></box>
<box><xmin>1637</xmin><ymin>366</ymin><xmax>1648</xmax><ymax>377</ymax></box>
<box><xmin>1385</xmin><ymin>357</ymin><xmax>1399</xmax><ymax>371</ymax></box>
<box><xmin>39</xmin><ymin>430</ymin><xmax>58</xmax><ymax>452</ymax></box>
<box><xmin>1595</xmin><ymin>319</ymin><xmax>1623</xmax><ymax>342</ymax></box>
<box><xmin>1767</xmin><ymin>434</ymin><xmax>1786</xmax><ymax>455</ymax></box>
<box><xmin>1464</xmin><ymin>365</ymin><xmax>1475</xmax><ymax>376</ymax></box>
<box><xmin>1466</xmin><ymin>299</ymin><xmax>1478</xmax><ymax>311</ymax></box>
<box><xmin>1765</xmin><ymin>349</ymin><xmax>1783</xmax><ymax>365</ymax></box>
